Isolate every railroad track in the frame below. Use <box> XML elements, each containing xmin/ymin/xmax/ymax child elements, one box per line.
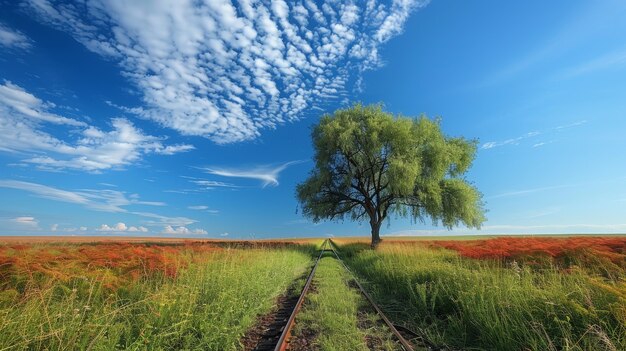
<box><xmin>251</xmin><ymin>239</ymin><xmax>430</xmax><ymax>351</ymax></box>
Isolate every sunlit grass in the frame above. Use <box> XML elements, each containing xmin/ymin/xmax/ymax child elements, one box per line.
<box><xmin>0</xmin><ymin>242</ymin><xmax>314</xmax><ymax>350</ymax></box>
<box><xmin>337</xmin><ymin>238</ymin><xmax>626</xmax><ymax>351</ymax></box>
<box><xmin>293</xmin><ymin>252</ymin><xmax>400</xmax><ymax>350</ymax></box>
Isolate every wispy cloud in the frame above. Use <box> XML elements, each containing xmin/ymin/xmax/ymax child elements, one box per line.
<box><xmin>130</xmin><ymin>212</ymin><xmax>196</xmax><ymax>227</ymax></box>
<box><xmin>522</xmin><ymin>207</ymin><xmax>561</xmax><ymax>219</ymax></box>
<box><xmin>481</xmin><ymin>120</ymin><xmax>586</xmax><ymax>150</ymax></box>
<box><xmin>557</xmin><ymin>49</ymin><xmax>626</xmax><ymax>79</ymax></box>
<box><xmin>51</xmin><ymin>224</ymin><xmax>87</xmax><ymax>232</ymax></box>
<box><xmin>0</xmin><ymin>180</ymin><xmax>90</xmax><ymax>206</ymax></box>
<box><xmin>481</xmin><ymin>131</ymin><xmax>540</xmax><ymax>150</ymax></box>
<box><xmin>0</xmin><ymin>22</ymin><xmax>33</xmax><ymax>50</ymax></box>
<box><xmin>187</xmin><ymin>205</ymin><xmax>219</xmax><ymax>214</ymax></box>
<box><xmin>532</xmin><ymin>141</ymin><xmax>555</xmax><ymax>148</ymax></box>
<box><xmin>25</xmin><ymin>0</ymin><xmax>427</xmax><ymax>143</ymax></box>
<box><xmin>0</xmin><ymin>81</ymin><xmax>194</xmax><ymax>172</ymax></box>
<box><xmin>555</xmin><ymin>120</ymin><xmax>588</xmax><ymax>130</ymax></box>
<box><xmin>0</xmin><ymin>179</ymin><xmax>165</xmax><ymax>212</ymax></box>
<box><xmin>488</xmin><ymin>184</ymin><xmax>573</xmax><ymax>199</ymax></box>
<box><xmin>202</xmin><ymin>160</ymin><xmax>304</xmax><ymax>187</ymax></box>
<box><xmin>182</xmin><ymin>176</ymin><xmax>240</xmax><ymax>190</ymax></box>
<box><xmin>0</xmin><ymin>179</ymin><xmax>192</xmax><ymax>227</ymax></box>
<box><xmin>12</xmin><ymin>216</ymin><xmax>38</xmax><ymax>227</ymax></box>
<box><xmin>0</xmin><ymin>80</ymin><xmax>84</xmax><ymax>126</ymax></box>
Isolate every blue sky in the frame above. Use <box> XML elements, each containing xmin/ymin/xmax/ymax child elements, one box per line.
<box><xmin>1</xmin><ymin>0</ymin><xmax>625</xmax><ymax>238</ymax></box>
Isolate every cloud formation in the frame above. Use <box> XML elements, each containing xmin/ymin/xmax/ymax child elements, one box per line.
<box><xmin>13</xmin><ymin>216</ymin><xmax>38</xmax><ymax>227</ymax></box>
<box><xmin>0</xmin><ymin>180</ymin><xmax>164</xmax><ymax>212</ymax></box>
<box><xmin>26</xmin><ymin>0</ymin><xmax>427</xmax><ymax>143</ymax></box>
<box><xmin>202</xmin><ymin>160</ymin><xmax>303</xmax><ymax>187</ymax></box>
<box><xmin>0</xmin><ymin>22</ymin><xmax>33</xmax><ymax>50</ymax></box>
<box><xmin>162</xmin><ymin>225</ymin><xmax>207</xmax><ymax>235</ymax></box>
<box><xmin>98</xmin><ymin>222</ymin><xmax>148</xmax><ymax>232</ymax></box>
<box><xmin>481</xmin><ymin>120</ymin><xmax>587</xmax><ymax>150</ymax></box>
<box><xmin>0</xmin><ymin>179</ymin><xmax>194</xmax><ymax>226</ymax></box>
<box><xmin>0</xmin><ymin>81</ymin><xmax>194</xmax><ymax>172</ymax></box>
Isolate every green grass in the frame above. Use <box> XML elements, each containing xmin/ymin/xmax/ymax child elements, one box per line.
<box><xmin>337</xmin><ymin>241</ymin><xmax>626</xmax><ymax>351</ymax></box>
<box><xmin>0</xmin><ymin>247</ymin><xmax>313</xmax><ymax>350</ymax></box>
<box><xmin>292</xmin><ymin>252</ymin><xmax>401</xmax><ymax>351</ymax></box>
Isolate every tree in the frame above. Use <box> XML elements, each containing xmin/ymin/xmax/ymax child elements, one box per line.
<box><xmin>296</xmin><ymin>104</ymin><xmax>486</xmax><ymax>248</ymax></box>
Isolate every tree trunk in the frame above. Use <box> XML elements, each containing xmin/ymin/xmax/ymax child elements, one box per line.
<box><xmin>370</xmin><ymin>220</ymin><xmax>382</xmax><ymax>249</ymax></box>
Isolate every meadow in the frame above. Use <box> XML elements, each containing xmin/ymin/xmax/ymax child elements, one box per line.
<box><xmin>0</xmin><ymin>240</ymin><xmax>314</xmax><ymax>350</ymax></box>
<box><xmin>0</xmin><ymin>236</ymin><xmax>624</xmax><ymax>350</ymax></box>
<box><xmin>335</xmin><ymin>236</ymin><xmax>626</xmax><ymax>351</ymax></box>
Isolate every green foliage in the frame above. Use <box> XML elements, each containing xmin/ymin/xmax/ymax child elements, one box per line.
<box><xmin>297</xmin><ymin>104</ymin><xmax>485</xmax><ymax>245</ymax></box>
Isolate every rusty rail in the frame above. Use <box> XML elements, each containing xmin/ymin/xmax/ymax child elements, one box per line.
<box><xmin>327</xmin><ymin>239</ymin><xmax>416</xmax><ymax>351</ymax></box>
<box><xmin>274</xmin><ymin>239</ymin><xmax>328</xmax><ymax>351</ymax></box>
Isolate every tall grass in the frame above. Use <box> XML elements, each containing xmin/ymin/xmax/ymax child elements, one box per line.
<box><xmin>293</xmin><ymin>253</ymin><xmax>400</xmax><ymax>351</ymax></box>
<box><xmin>337</xmin><ymin>240</ymin><xmax>626</xmax><ymax>351</ymax></box>
<box><xmin>0</xmin><ymin>243</ymin><xmax>313</xmax><ymax>350</ymax></box>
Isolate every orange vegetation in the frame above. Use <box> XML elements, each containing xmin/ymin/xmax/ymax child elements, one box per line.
<box><xmin>0</xmin><ymin>242</ymin><xmax>224</xmax><ymax>290</ymax></box>
<box><xmin>429</xmin><ymin>236</ymin><xmax>626</xmax><ymax>266</ymax></box>
<box><xmin>0</xmin><ymin>240</ymin><xmax>307</xmax><ymax>290</ymax></box>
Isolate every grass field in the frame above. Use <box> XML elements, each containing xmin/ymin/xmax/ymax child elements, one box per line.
<box><xmin>291</xmin><ymin>251</ymin><xmax>401</xmax><ymax>350</ymax></box>
<box><xmin>0</xmin><ymin>241</ymin><xmax>314</xmax><ymax>350</ymax></box>
<box><xmin>0</xmin><ymin>236</ymin><xmax>624</xmax><ymax>350</ymax></box>
<box><xmin>335</xmin><ymin>236</ymin><xmax>626</xmax><ymax>350</ymax></box>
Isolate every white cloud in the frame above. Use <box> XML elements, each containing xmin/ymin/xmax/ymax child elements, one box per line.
<box><xmin>131</xmin><ymin>211</ymin><xmax>196</xmax><ymax>227</ymax></box>
<box><xmin>0</xmin><ymin>180</ymin><xmax>90</xmax><ymax>205</ymax></box>
<box><xmin>481</xmin><ymin>131</ymin><xmax>540</xmax><ymax>150</ymax></box>
<box><xmin>0</xmin><ymin>81</ymin><xmax>194</xmax><ymax>172</ymax></box>
<box><xmin>0</xmin><ymin>179</ymin><xmax>192</xmax><ymax>226</ymax></box>
<box><xmin>0</xmin><ymin>81</ymin><xmax>84</xmax><ymax>126</ymax></box>
<box><xmin>128</xmin><ymin>226</ymin><xmax>149</xmax><ymax>232</ymax></box>
<box><xmin>162</xmin><ymin>225</ymin><xmax>207</xmax><ymax>235</ymax></box>
<box><xmin>202</xmin><ymin>160</ymin><xmax>303</xmax><ymax>187</ymax></box>
<box><xmin>532</xmin><ymin>140</ymin><xmax>556</xmax><ymax>148</ymax></box>
<box><xmin>155</xmin><ymin>144</ymin><xmax>195</xmax><ymax>155</ymax></box>
<box><xmin>219</xmin><ymin>232</ymin><xmax>229</xmax><ymax>237</ymax></box>
<box><xmin>0</xmin><ymin>180</ymin><xmax>165</xmax><ymax>212</ymax></box>
<box><xmin>13</xmin><ymin>216</ymin><xmax>38</xmax><ymax>227</ymax></box>
<box><xmin>26</xmin><ymin>0</ymin><xmax>427</xmax><ymax>143</ymax></box>
<box><xmin>481</xmin><ymin>120</ymin><xmax>587</xmax><ymax>150</ymax></box>
<box><xmin>187</xmin><ymin>205</ymin><xmax>219</xmax><ymax>214</ymax></box>
<box><xmin>187</xmin><ymin>179</ymin><xmax>239</xmax><ymax>189</ymax></box>
<box><xmin>51</xmin><ymin>224</ymin><xmax>87</xmax><ymax>232</ymax></box>
<box><xmin>97</xmin><ymin>222</ymin><xmax>148</xmax><ymax>232</ymax></box>
<box><xmin>0</xmin><ymin>22</ymin><xmax>33</xmax><ymax>50</ymax></box>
